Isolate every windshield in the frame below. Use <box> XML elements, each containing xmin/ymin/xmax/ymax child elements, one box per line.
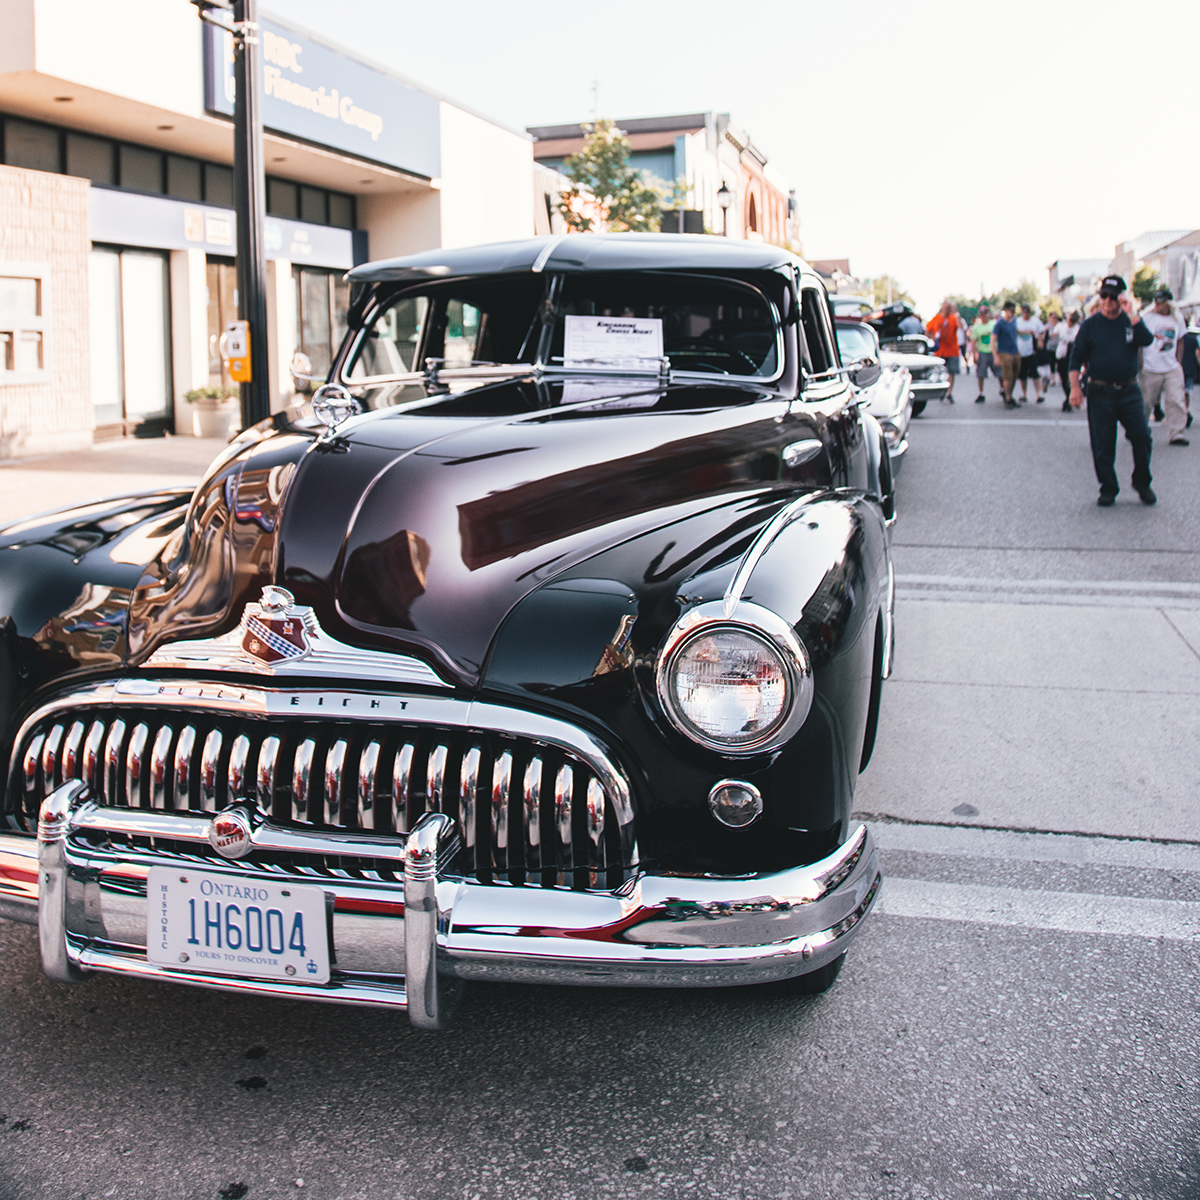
<box><xmin>835</xmin><ymin>325</ymin><xmax>876</xmax><ymax>362</ymax></box>
<box><xmin>830</xmin><ymin>296</ymin><xmax>873</xmax><ymax>319</ymax></box>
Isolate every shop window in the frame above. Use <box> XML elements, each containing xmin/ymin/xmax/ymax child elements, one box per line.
<box><xmin>88</xmin><ymin>247</ymin><xmax>172</xmax><ymax>433</ymax></box>
<box><xmin>0</xmin><ymin>272</ymin><xmax>46</xmax><ymax>381</ymax></box>
<box><xmin>119</xmin><ymin>144</ymin><xmax>163</xmax><ymax>194</ymax></box>
<box><xmin>294</xmin><ymin>267</ymin><xmax>351</xmax><ymax>383</ymax></box>
<box><xmin>206</xmin><ymin>257</ymin><xmax>237</xmax><ymax>389</ymax></box>
<box><xmin>747</xmin><ymin>194</ymin><xmax>758</xmax><ymax>234</ymax></box>
<box><xmin>204</xmin><ymin>164</ymin><xmax>234</xmax><ymax>208</ymax></box>
<box><xmin>299</xmin><ymin>186</ymin><xmax>326</xmax><ymax>225</ymax></box>
<box><xmin>5</xmin><ymin>120</ymin><xmax>60</xmax><ymax>173</ymax></box>
<box><xmin>328</xmin><ymin>193</ymin><xmax>355</xmax><ymax>229</ymax></box>
<box><xmin>267</xmin><ymin>178</ymin><xmax>298</xmax><ymax>219</ymax></box>
<box><xmin>167</xmin><ymin>155</ymin><xmax>202</xmax><ymax>201</ymax></box>
<box><xmin>65</xmin><ymin>133</ymin><xmax>115</xmax><ymax>185</ymax></box>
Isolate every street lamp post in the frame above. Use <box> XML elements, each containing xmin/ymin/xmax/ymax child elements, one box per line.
<box><xmin>192</xmin><ymin>0</ymin><xmax>271</xmax><ymax>430</ymax></box>
<box><xmin>717</xmin><ymin>182</ymin><xmax>732</xmax><ymax>237</ymax></box>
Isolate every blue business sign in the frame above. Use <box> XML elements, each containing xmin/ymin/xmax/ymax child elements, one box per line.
<box><xmin>204</xmin><ymin>19</ymin><xmax>441</xmax><ymax>179</ymax></box>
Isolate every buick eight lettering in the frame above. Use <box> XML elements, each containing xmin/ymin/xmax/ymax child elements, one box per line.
<box><xmin>0</xmin><ymin>234</ymin><xmax>891</xmax><ymax>1028</ymax></box>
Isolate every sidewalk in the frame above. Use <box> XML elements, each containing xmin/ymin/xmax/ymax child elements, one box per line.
<box><xmin>0</xmin><ymin>436</ymin><xmax>226</xmax><ymax>525</ymax></box>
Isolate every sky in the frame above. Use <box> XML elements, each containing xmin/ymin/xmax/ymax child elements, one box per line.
<box><xmin>269</xmin><ymin>0</ymin><xmax>1200</xmax><ymax>317</ymax></box>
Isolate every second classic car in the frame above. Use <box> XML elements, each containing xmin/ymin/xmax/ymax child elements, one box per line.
<box><xmin>0</xmin><ymin>234</ymin><xmax>891</xmax><ymax>1028</ymax></box>
<box><xmin>834</xmin><ymin>318</ymin><xmax>912</xmax><ymax>470</ymax></box>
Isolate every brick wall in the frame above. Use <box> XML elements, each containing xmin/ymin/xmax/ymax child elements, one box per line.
<box><xmin>0</xmin><ymin>166</ymin><xmax>92</xmax><ymax>458</ymax></box>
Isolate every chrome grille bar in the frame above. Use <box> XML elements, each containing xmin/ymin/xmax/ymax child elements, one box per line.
<box><xmin>257</xmin><ymin>736</ymin><xmax>280</xmax><ymax>815</ymax></box>
<box><xmin>228</xmin><ymin>733</ymin><xmax>251</xmax><ymax>801</ymax></box>
<box><xmin>392</xmin><ymin>743</ymin><xmax>413</xmax><ymax>834</ymax></box>
<box><xmin>491</xmin><ymin>749</ymin><xmax>511</xmax><ymax>874</ymax></box>
<box><xmin>293</xmin><ymin>738</ymin><xmax>315</xmax><ymax>824</ymax></box>
<box><xmin>358</xmin><ymin>740</ymin><xmax>380</xmax><ymax>831</ymax></box>
<box><xmin>61</xmin><ymin>721</ymin><xmax>85</xmax><ymax>784</ymax></box>
<box><xmin>199</xmin><ymin>729</ymin><xmax>223</xmax><ymax>812</ymax></box>
<box><xmin>103</xmin><ymin>720</ymin><xmax>126</xmax><ymax>804</ymax></box>
<box><xmin>41</xmin><ymin>724</ymin><xmax>64</xmax><ymax>792</ymax></box>
<box><xmin>554</xmin><ymin>763</ymin><xmax>572</xmax><ymax>885</ymax></box>
<box><xmin>82</xmin><ymin>721</ymin><xmax>105</xmax><ymax>790</ymax></box>
<box><xmin>149</xmin><ymin>725</ymin><xmax>172</xmax><ymax>810</ymax></box>
<box><xmin>23</xmin><ymin>733</ymin><xmax>45</xmax><ymax>796</ymax></box>
<box><xmin>426</xmin><ymin>744</ymin><xmax>448</xmax><ymax>814</ymax></box>
<box><xmin>324</xmin><ymin>738</ymin><xmax>347</xmax><ymax>826</ymax></box>
<box><xmin>459</xmin><ymin>746</ymin><xmax>480</xmax><ymax>851</ymax></box>
<box><xmin>125</xmin><ymin>723</ymin><xmax>148</xmax><ymax>808</ymax></box>
<box><xmin>586</xmin><ymin>778</ymin><xmax>606</xmax><ymax>888</ymax></box>
<box><xmin>523</xmin><ymin>756</ymin><xmax>541</xmax><ymax>876</ymax></box>
<box><xmin>172</xmin><ymin>726</ymin><xmax>196</xmax><ymax>809</ymax></box>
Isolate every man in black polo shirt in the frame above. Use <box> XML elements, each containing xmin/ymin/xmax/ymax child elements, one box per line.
<box><xmin>1069</xmin><ymin>274</ymin><xmax>1155</xmax><ymax>506</ymax></box>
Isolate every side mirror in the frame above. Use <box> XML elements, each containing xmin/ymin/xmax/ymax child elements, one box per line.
<box><xmin>851</xmin><ymin>360</ymin><xmax>881</xmax><ymax>388</ymax></box>
<box><xmin>290</xmin><ymin>351</ymin><xmax>314</xmax><ymax>395</ymax></box>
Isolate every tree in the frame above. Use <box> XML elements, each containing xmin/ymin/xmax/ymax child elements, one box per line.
<box><xmin>558</xmin><ymin>119</ymin><xmax>665</xmax><ymax>233</ymax></box>
<box><xmin>982</xmin><ymin>278</ymin><xmax>1048</xmax><ymax>315</ymax></box>
<box><xmin>1132</xmin><ymin>265</ymin><xmax>1159</xmax><ymax>305</ymax></box>
<box><xmin>872</xmin><ymin>275</ymin><xmax>913</xmax><ymax>307</ymax></box>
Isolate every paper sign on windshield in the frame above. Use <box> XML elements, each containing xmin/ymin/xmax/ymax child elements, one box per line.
<box><xmin>564</xmin><ymin>316</ymin><xmax>663</xmax><ymax>367</ymax></box>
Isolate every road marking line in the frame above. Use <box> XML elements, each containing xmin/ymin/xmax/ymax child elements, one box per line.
<box><xmin>896</xmin><ymin>590</ymin><xmax>1200</xmax><ymax>611</ymax></box>
<box><xmin>876</xmin><ymin>877</ymin><xmax>1200</xmax><ymax>941</ymax></box>
<box><xmin>897</xmin><ymin>574</ymin><xmax>1200</xmax><ymax>595</ymax></box>
<box><xmin>914</xmin><ymin>418</ymin><xmax>1087</xmax><ymax>427</ymax></box>
<box><xmin>866</xmin><ymin>821</ymin><xmax>1200</xmax><ymax>875</ymax></box>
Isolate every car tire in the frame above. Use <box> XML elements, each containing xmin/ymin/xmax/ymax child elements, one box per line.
<box><xmin>910</xmin><ymin>400</ymin><xmax>927</xmax><ymax>416</ymax></box>
<box><xmin>763</xmin><ymin>953</ymin><xmax>846</xmax><ymax>997</ymax></box>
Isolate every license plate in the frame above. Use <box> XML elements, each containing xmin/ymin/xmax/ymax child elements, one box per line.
<box><xmin>146</xmin><ymin>868</ymin><xmax>330</xmax><ymax>984</ymax></box>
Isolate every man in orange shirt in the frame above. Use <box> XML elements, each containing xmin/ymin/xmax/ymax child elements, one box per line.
<box><xmin>926</xmin><ymin>300</ymin><xmax>965</xmax><ymax>403</ymax></box>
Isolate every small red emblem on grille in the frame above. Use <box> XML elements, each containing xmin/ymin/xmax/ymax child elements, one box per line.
<box><xmin>241</xmin><ymin>587</ymin><xmax>309</xmax><ymax>666</ymax></box>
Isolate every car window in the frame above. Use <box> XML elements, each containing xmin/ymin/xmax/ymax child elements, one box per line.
<box><xmin>548</xmin><ymin>272</ymin><xmax>780</xmax><ymax>378</ymax></box>
<box><xmin>800</xmin><ymin>287</ymin><xmax>834</xmax><ymax>374</ymax></box>
<box><xmin>835</xmin><ymin>325</ymin><xmax>875</xmax><ymax>362</ymax></box>
<box><xmin>348</xmin><ymin>295</ymin><xmax>428</xmax><ymax>380</ymax></box>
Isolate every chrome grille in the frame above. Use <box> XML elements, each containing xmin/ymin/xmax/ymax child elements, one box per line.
<box><xmin>9</xmin><ymin>707</ymin><xmax>637</xmax><ymax>889</ymax></box>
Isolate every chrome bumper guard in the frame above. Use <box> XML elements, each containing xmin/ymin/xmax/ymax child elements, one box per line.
<box><xmin>8</xmin><ymin>781</ymin><xmax>881</xmax><ymax>1028</ymax></box>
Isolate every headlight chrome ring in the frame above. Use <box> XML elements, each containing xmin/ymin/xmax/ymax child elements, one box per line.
<box><xmin>654</xmin><ymin>600</ymin><xmax>814</xmax><ymax>757</ymax></box>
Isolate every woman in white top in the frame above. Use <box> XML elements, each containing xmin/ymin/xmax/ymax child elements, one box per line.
<box><xmin>1056</xmin><ymin>311</ymin><xmax>1081</xmax><ymax>411</ymax></box>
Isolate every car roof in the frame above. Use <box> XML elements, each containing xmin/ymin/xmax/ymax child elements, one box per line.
<box><xmin>348</xmin><ymin>233</ymin><xmax>804</xmax><ymax>283</ymax></box>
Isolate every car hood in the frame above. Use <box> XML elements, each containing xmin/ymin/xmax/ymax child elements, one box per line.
<box><xmin>133</xmin><ymin>378</ymin><xmax>833</xmax><ymax>689</ymax></box>
<box><xmin>880</xmin><ymin>350</ymin><xmax>941</xmax><ymax>371</ymax></box>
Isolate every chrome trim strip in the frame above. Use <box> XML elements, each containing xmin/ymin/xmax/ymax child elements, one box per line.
<box><xmin>125</xmin><ymin>723</ymin><xmax>148</xmax><ymax>808</ymax></box>
<box><xmin>293</xmin><ymin>738</ymin><xmax>315</xmax><ymax>824</ymax></box>
<box><xmin>426</xmin><ymin>744</ymin><xmax>447</xmax><ymax>814</ymax></box>
<box><xmin>173</xmin><ymin>725</ymin><xmax>196</xmax><ymax>809</ymax></box>
<box><xmin>257</xmin><ymin>735</ymin><xmax>281</xmax><ymax>815</ymax></box>
<box><xmin>392</xmin><ymin>743</ymin><xmax>413</xmax><ymax>834</ymax></box>
<box><xmin>459</xmin><ymin>746</ymin><xmax>480</xmax><ymax>850</ymax></box>
<box><xmin>228</xmin><ymin>733</ymin><xmax>250</xmax><ymax>801</ymax></box>
<box><xmin>82</xmin><ymin>720</ymin><xmax>105</xmax><ymax>791</ymax></box>
<box><xmin>324</xmin><ymin>739</ymin><xmax>347</xmax><ymax>826</ymax></box>
<box><xmin>149</xmin><ymin>725</ymin><xmax>172</xmax><ymax>810</ymax></box>
<box><xmin>103</xmin><ymin>720</ymin><xmax>125</xmax><ymax>804</ymax></box>
<box><xmin>531</xmin><ymin>234</ymin><xmax>566</xmax><ymax>273</ymax></box>
<box><xmin>358</xmin><ymin>740</ymin><xmax>380</xmax><ymax>831</ymax></box>
<box><xmin>491</xmin><ymin>749</ymin><xmax>511</xmax><ymax>872</ymax></box>
<box><xmin>199</xmin><ymin>728</ymin><xmax>222</xmax><ymax>812</ymax></box>
<box><xmin>61</xmin><ymin>721</ymin><xmax>85</xmax><ymax>782</ymax></box>
<box><xmin>724</xmin><ymin>493</ymin><xmax>822</xmax><ymax>617</ymax></box>
<box><xmin>41</xmin><ymin>724</ymin><xmax>63</xmax><ymax>792</ymax></box>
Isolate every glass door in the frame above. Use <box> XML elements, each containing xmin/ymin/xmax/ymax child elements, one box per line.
<box><xmin>206</xmin><ymin>257</ymin><xmax>237</xmax><ymax>389</ymax></box>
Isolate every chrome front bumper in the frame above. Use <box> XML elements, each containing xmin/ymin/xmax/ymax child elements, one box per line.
<box><xmin>4</xmin><ymin>782</ymin><xmax>881</xmax><ymax>1029</ymax></box>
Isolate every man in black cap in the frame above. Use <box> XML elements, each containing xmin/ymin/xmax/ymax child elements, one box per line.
<box><xmin>1069</xmin><ymin>275</ymin><xmax>1155</xmax><ymax>506</ymax></box>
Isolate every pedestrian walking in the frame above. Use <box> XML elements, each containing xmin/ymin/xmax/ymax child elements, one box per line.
<box><xmin>969</xmin><ymin>304</ymin><xmax>997</xmax><ymax>402</ymax></box>
<box><xmin>1016</xmin><ymin>303</ymin><xmax>1046</xmax><ymax>402</ymax></box>
<box><xmin>993</xmin><ymin>301</ymin><xmax>1021</xmax><ymax>407</ymax></box>
<box><xmin>926</xmin><ymin>301</ymin><xmax>964</xmax><ymax>402</ymax></box>
<box><xmin>1138</xmin><ymin>287</ymin><xmax>1189</xmax><ymax>446</ymax></box>
<box><xmin>1057</xmin><ymin>311</ymin><xmax>1080</xmax><ymax>410</ymax></box>
<box><xmin>1182</xmin><ymin>319</ymin><xmax>1199</xmax><ymax>428</ymax></box>
<box><xmin>1068</xmin><ymin>274</ymin><xmax>1155</xmax><ymax>506</ymax></box>
<box><xmin>1043</xmin><ymin>312</ymin><xmax>1063</xmax><ymax>391</ymax></box>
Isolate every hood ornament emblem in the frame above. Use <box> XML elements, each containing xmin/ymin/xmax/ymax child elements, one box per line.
<box><xmin>241</xmin><ymin>586</ymin><xmax>310</xmax><ymax>666</ymax></box>
<box><xmin>311</xmin><ymin>383</ymin><xmax>360</xmax><ymax>438</ymax></box>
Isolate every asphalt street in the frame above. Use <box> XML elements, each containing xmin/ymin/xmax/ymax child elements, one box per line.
<box><xmin>0</xmin><ymin>382</ymin><xmax>1197</xmax><ymax>1200</ymax></box>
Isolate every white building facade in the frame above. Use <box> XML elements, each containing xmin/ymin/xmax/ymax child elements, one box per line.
<box><xmin>0</xmin><ymin>0</ymin><xmax>534</xmax><ymax>455</ymax></box>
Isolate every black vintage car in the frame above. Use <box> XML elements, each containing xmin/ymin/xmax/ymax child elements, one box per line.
<box><xmin>0</xmin><ymin>235</ymin><xmax>891</xmax><ymax>1028</ymax></box>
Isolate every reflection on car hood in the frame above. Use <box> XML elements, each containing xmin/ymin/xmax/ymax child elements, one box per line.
<box><xmin>273</xmin><ymin>377</ymin><xmax>826</xmax><ymax>686</ymax></box>
<box><xmin>880</xmin><ymin>350</ymin><xmax>942</xmax><ymax>371</ymax></box>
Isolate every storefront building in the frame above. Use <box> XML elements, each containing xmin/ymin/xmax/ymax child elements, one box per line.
<box><xmin>0</xmin><ymin>0</ymin><xmax>533</xmax><ymax>455</ymax></box>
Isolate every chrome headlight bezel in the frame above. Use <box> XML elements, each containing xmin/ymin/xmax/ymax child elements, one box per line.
<box><xmin>654</xmin><ymin>601</ymin><xmax>814</xmax><ymax>757</ymax></box>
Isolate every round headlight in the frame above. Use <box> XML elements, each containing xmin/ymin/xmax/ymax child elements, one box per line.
<box><xmin>670</xmin><ymin>628</ymin><xmax>788</xmax><ymax>747</ymax></box>
<box><xmin>655</xmin><ymin>602</ymin><xmax>814</xmax><ymax>756</ymax></box>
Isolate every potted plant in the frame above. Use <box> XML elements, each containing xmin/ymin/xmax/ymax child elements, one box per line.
<box><xmin>184</xmin><ymin>385</ymin><xmax>238</xmax><ymax>439</ymax></box>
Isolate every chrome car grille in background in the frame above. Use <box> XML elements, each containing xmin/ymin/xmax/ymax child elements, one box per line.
<box><xmin>9</xmin><ymin>709</ymin><xmax>638</xmax><ymax>890</ymax></box>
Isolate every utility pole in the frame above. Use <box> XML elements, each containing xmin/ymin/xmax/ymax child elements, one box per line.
<box><xmin>192</xmin><ymin>0</ymin><xmax>271</xmax><ymax>429</ymax></box>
